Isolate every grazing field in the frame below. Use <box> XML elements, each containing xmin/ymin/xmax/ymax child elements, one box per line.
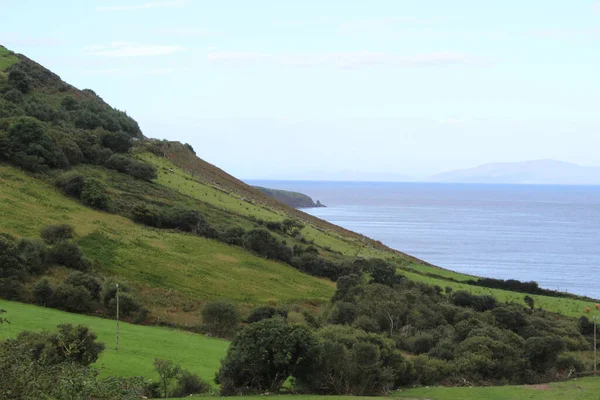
<box><xmin>0</xmin><ymin>165</ymin><xmax>335</xmax><ymax>325</ymax></box>
<box><xmin>0</xmin><ymin>299</ymin><xmax>228</xmax><ymax>383</ymax></box>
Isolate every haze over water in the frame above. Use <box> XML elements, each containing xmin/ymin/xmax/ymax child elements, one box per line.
<box><xmin>248</xmin><ymin>181</ymin><xmax>600</xmax><ymax>298</ymax></box>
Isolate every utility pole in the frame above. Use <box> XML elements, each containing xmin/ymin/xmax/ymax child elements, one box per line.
<box><xmin>116</xmin><ymin>283</ymin><xmax>120</xmax><ymax>351</ymax></box>
<box><xmin>594</xmin><ymin>315</ymin><xmax>599</xmax><ymax>376</ymax></box>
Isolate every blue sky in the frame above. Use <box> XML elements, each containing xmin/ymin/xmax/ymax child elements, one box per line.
<box><xmin>2</xmin><ymin>0</ymin><xmax>600</xmax><ymax>179</ymax></box>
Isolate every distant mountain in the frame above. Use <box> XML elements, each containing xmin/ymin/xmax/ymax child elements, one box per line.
<box><xmin>429</xmin><ymin>159</ymin><xmax>600</xmax><ymax>185</ymax></box>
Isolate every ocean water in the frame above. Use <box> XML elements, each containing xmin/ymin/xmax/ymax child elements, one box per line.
<box><xmin>247</xmin><ymin>180</ymin><xmax>600</xmax><ymax>298</ymax></box>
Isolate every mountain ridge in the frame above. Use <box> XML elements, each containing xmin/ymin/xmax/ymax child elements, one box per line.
<box><xmin>429</xmin><ymin>159</ymin><xmax>600</xmax><ymax>185</ymax></box>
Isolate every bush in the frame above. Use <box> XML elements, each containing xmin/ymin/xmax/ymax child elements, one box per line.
<box><xmin>246</xmin><ymin>306</ymin><xmax>287</xmax><ymax>323</ymax></box>
<box><xmin>297</xmin><ymin>325</ymin><xmax>411</xmax><ymax>395</ymax></box>
<box><xmin>8</xmin><ymin>69</ymin><xmax>32</xmax><ymax>93</ymax></box>
<box><xmin>220</xmin><ymin>227</ymin><xmax>245</xmax><ymax>246</ymax></box>
<box><xmin>104</xmin><ymin>154</ymin><xmax>156</xmax><ymax>181</ymax></box>
<box><xmin>81</xmin><ymin>178</ymin><xmax>109</xmax><ymax>210</ymax></box>
<box><xmin>0</xmin><ymin>233</ymin><xmax>27</xmax><ymax>281</ymax></box>
<box><xmin>15</xmin><ymin>323</ymin><xmax>105</xmax><ymax>366</ymax></box>
<box><xmin>202</xmin><ymin>301</ymin><xmax>239</xmax><ymax>338</ymax></box>
<box><xmin>55</xmin><ymin>172</ymin><xmax>85</xmax><ymax>197</ymax></box>
<box><xmin>330</xmin><ymin>301</ymin><xmax>358</xmax><ymax>325</ymax></box>
<box><xmin>103</xmin><ymin>283</ymin><xmax>148</xmax><ymax>320</ymax></box>
<box><xmin>242</xmin><ymin>228</ymin><xmax>292</xmax><ymax>262</ymax></box>
<box><xmin>172</xmin><ymin>371</ymin><xmax>211</xmax><ymax>397</ymax></box>
<box><xmin>216</xmin><ymin>318</ymin><xmax>317</xmax><ymax>395</ymax></box>
<box><xmin>65</xmin><ymin>271</ymin><xmax>102</xmax><ymax>300</ymax></box>
<box><xmin>33</xmin><ymin>278</ymin><xmax>54</xmax><ymax>306</ymax></box>
<box><xmin>49</xmin><ymin>241</ymin><xmax>91</xmax><ymax>271</ymax></box>
<box><xmin>0</xmin><ymin>278</ymin><xmax>24</xmax><ymax>300</ymax></box>
<box><xmin>3</xmin><ymin>88</ymin><xmax>24</xmax><ymax>103</ymax></box>
<box><xmin>101</xmin><ymin>131</ymin><xmax>132</xmax><ymax>153</ymax></box>
<box><xmin>40</xmin><ymin>224</ymin><xmax>75</xmax><ymax>245</ymax></box>
<box><xmin>50</xmin><ymin>284</ymin><xmax>96</xmax><ymax>313</ymax></box>
<box><xmin>17</xmin><ymin>238</ymin><xmax>49</xmax><ymax>275</ymax></box>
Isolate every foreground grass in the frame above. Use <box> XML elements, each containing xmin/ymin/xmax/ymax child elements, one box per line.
<box><xmin>393</xmin><ymin>377</ymin><xmax>600</xmax><ymax>400</ymax></box>
<box><xmin>0</xmin><ymin>299</ymin><xmax>228</xmax><ymax>383</ymax></box>
<box><xmin>0</xmin><ymin>165</ymin><xmax>334</xmax><ymax>325</ymax></box>
<box><xmin>170</xmin><ymin>378</ymin><xmax>600</xmax><ymax>399</ymax></box>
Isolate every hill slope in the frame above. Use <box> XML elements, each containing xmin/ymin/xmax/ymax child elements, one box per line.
<box><xmin>430</xmin><ymin>159</ymin><xmax>600</xmax><ymax>185</ymax></box>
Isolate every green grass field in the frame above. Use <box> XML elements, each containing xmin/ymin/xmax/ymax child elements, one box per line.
<box><xmin>169</xmin><ymin>378</ymin><xmax>600</xmax><ymax>399</ymax></box>
<box><xmin>0</xmin><ymin>165</ymin><xmax>334</xmax><ymax>325</ymax></box>
<box><xmin>0</xmin><ymin>299</ymin><xmax>228</xmax><ymax>383</ymax></box>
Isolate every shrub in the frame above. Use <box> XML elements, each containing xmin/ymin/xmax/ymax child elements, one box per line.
<box><xmin>8</xmin><ymin>69</ymin><xmax>32</xmax><ymax>93</ymax></box>
<box><xmin>16</xmin><ymin>323</ymin><xmax>105</xmax><ymax>366</ymax></box>
<box><xmin>50</xmin><ymin>284</ymin><xmax>96</xmax><ymax>313</ymax></box>
<box><xmin>33</xmin><ymin>278</ymin><xmax>54</xmax><ymax>306</ymax></box>
<box><xmin>59</xmin><ymin>138</ymin><xmax>83</xmax><ymax>165</ymax></box>
<box><xmin>65</xmin><ymin>271</ymin><xmax>102</xmax><ymax>300</ymax></box>
<box><xmin>40</xmin><ymin>224</ymin><xmax>75</xmax><ymax>245</ymax></box>
<box><xmin>246</xmin><ymin>306</ymin><xmax>288</xmax><ymax>323</ymax></box>
<box><xmin>409</xmin><ymin>332</ymin><xmax>436</xmax><ymax>354</ymax></box>
<box><xmin>297</xmin><ymin>325</ymin><xmax>411</xmax><ymax>395</ymax></box>
<box><xmin>153</xmin><ymin>358</ymin><xmax>181</xmax><ymax>398</ymax></box>
<box><xmin>216</xmin><ymin>318</ymin><xmax>317</xmax><ymax>395</ymax></box>
<box><xmin>17</xmin><ymin>238</ymin><xmax>49</xmax><ymax>275</ymax></box>
<box><xmin>49</xmin><ymin>241</ymin><xmax>91</xmax><ymax>271</ymax></box>
<box><xmin>0</xmin><ymin>233</ymin><xmax>27</xmax><ymax>281</ymax></box>
<box><xmin>330</xmin><ymin>301</ymin><xmax>358</xmax><ymax>325</ymax></box>
<box><xmin>0</xmin><ymin>278</ymin><xmax>24</xmax><ymax>300</ymax></box>
<box><xmin>55</xmin><ymin>172</ymin><xmax>85</xmax><ymax>197</ymax></box>
<box><xmin>172</xmin><ymin>371</ymin><xmax>211</xmax><ymax>397</ymax></box>
<box><xmin>60</xmin><ymin>95</ymin><xmax>79</xmax><ymax>111</ymax></box>
<box><xmin>103</xmin><ymin>283</ymin><xmax>148</xmax><ymax>320</ymax></box>
<box><xmin>81</xmin><ymin>178</ymin><xmax>109</xmax><ymax>210</ymax></box>
<box><xmin>202</xmin><ymin>301</ymin><xmax>239</xmax><ymax>338</ymax></box>
<box><xmin>101</xmin><ymin>131</ymin><xmax>132</xmax><ymax>153</ymax></box>
<box><xmin>3</xmin><ymin>88</ymin><xmax>24</xmax><ymax>103</ymax></box>
<box><xmin>220</xmin><ymin>227</ymin><xmax>245</xmax><ymax>246</ymax></box>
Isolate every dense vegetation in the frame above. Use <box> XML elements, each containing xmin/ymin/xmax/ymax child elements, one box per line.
<box><xmin>214</xmin><ymin>268</ymin><xmax>594</xmax><ymax>395</ymax></box>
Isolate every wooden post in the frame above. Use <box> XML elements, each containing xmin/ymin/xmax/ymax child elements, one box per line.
<box><xmin>116</xmin><ymin>283</ymin><xmax>120</xmax><ymax>351</ymax></box>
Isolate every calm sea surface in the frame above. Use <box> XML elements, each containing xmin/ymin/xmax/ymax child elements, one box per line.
<box><xmin>247</xmin><ymin>180</ymin><xmax>600</xmax><ymax>298</ymax></box>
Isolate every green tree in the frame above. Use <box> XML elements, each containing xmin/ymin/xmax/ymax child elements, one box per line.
<box><xmin>201</xmin><ymin>301</ymin><xmax>239</xmax><ymax>338</ymax></box>
<box><xmin>153</xmin><ymin>358</ymin><xmax>181</xmax><ymax>398</ymax></box>
<box><xmin>216</xmin><ymin>318</ymin><xmax>317</xmax><ymax>395</ymax></box>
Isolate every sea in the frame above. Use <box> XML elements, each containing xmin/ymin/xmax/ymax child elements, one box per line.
<box><xmin>246</xmin><ymin>180</ymin><xmax>600</xmax><ymax>298</ymax></box>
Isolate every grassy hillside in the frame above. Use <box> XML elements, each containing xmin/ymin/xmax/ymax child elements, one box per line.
<box><xmin>0</xmin><ymin>46</ymin><xmax>19</xmax><ymax>71</ymax></box>
<box><xmin>0</xmin><ymin>164</ymin><xmax>334</xmax><ymax>325</ymax></box>
<box><xmin>0</xmin><ymin>299</ymin><xmax>227</xmax><ymax>382</ymax></box>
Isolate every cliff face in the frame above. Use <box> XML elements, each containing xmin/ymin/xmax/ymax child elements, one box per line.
<box><xmin>253</xmin><ymin>186</ymin><xmax>326</xmax><ymax>208</ymax></box>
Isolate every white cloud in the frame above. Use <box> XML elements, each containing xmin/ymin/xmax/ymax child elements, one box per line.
<box><xmin>207</xmin><ymin>51</ymin><xmax>489</xmax><ymax>69</ymax></box>
<box><xmin>85</xmin><ymin>42</ymin><xmax>185</xmax><ymax>57</ymax></box>
<box><xmin>97</xmin><ymin>0</ymin><xmax>190</xmax><ymax>12</ymax></box>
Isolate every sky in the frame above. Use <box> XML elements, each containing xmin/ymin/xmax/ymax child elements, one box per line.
<box><xmin>1</xmin><ymin>0</ymin><xmax>600</xmax><ymax>180</ymax></box>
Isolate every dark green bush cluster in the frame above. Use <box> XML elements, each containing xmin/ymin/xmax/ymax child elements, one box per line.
<box><xmin>132</xmin><ymin>203</ymin><xmax>210</xmax><ymax>233</ymax></box>
<box><xmin>104</xmin><ymin>154</ymin><xmax>157</xmax><ymax>181</ymax></box>
<box><xmin>56</xmin><ymin>172</ymin><xmax>110</xmax><ymax>210</ymax></box>
<box><xmin>218</xmin><ymin>273</ymin><xmax>590</xmax><ymax>395</ymax></box>
<box><xmin>201</xmin><ymin>301</ymin><xmax>240</xmax><ymax>338</ymax></box>
<box><xmin>0</xmin><ymin>56</ymin><xmax>142</xmax><ymax>173</ymax></box>
<box><xmin>0</xmin><ymin>233</ymin><xmax>51</xmax><ymax>299</ymax></box>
